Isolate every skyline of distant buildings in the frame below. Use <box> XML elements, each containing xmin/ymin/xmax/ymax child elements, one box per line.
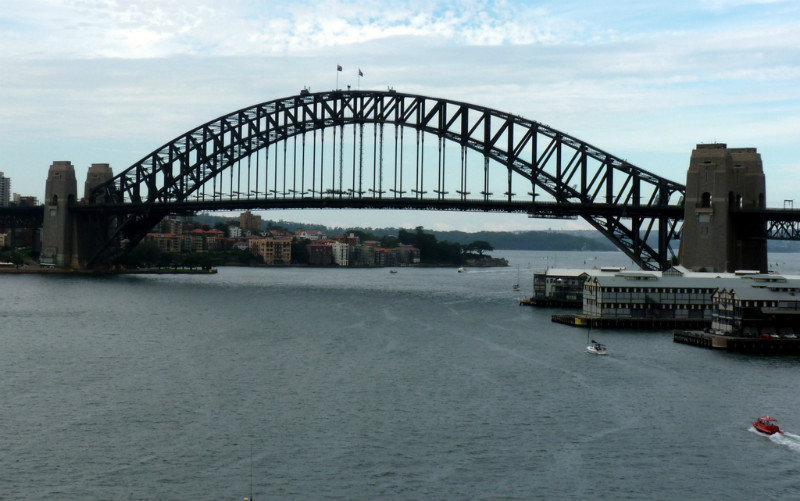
<box><xmin>145</xmin><ymin>212</ymin><xmax>421</xmax><ymax>267</ymax></box>
<box><xmin>0</xmin><ymin>171</ymin><xmax>40</xmax><ymax>208</ymax></box>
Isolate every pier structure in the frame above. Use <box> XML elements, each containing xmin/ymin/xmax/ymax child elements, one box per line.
<box><xmin>673</xmin><ymin>330</ymin><xmax>800</xmax><ymax>354</ymax></box>
<box><xmin>549</xmin><ymin>267</ymin><xmax>800</xmax><ymax>330</ymax></box>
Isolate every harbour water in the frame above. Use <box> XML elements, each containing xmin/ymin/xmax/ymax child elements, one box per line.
<box><xmin>3</xmin><ymin>250</ymin><xmax>800</xmax><ymax>500</ymax></box>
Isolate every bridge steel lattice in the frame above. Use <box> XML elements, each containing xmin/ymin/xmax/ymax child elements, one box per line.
<box><xmin>84</xmin><ymin>89</ymin><xmax>688</xmax><ymax>269</ymax></box>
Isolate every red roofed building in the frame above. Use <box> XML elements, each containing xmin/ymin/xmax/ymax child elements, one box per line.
<box><xmin>395</xmin><ymin>245</ymin><xmax>421</xmax><ymax>264</ymax></box>
<box><xmin>145</xmin><ymin>233</ymin><xmax>182</xmax><ymax>253</ymax></box>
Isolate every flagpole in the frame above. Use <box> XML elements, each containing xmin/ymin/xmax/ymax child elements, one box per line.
<box><xmin>336</xmin><ymin>69</ymin><xmax>339</xmax><ymax>90</ymax></box>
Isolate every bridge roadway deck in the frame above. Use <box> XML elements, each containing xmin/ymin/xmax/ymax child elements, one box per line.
<box><xmin>0</xmin><ymin>205</ymin><xmax>45</xmax><ymax>227</ymax></box>
<box><xmin>5</xmin><ymin>201</ymin><xmax>800</xmax><ymax>231</ymax></box>
<box><xmin>67</xmin><ymin>198</ymin><xmax>686</xmax><ymax>218</ymax></box>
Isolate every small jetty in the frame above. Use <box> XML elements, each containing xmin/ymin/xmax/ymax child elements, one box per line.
<box><xmin>674</xmin><ymin>330</ymin><xmax>800</xmax><ymax>353</ymax></box>
<box><xmin>552</xmin><ymin>314</ymin><xmax>708</xmax><ymax>330</ymax></box>
<box><xmin>519</xmin><ymin>298</ymin><xmax>581</xmax><ymax>308</ymax></box>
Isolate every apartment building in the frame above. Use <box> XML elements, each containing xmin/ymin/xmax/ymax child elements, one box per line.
<box><xmin>145</xmin><ymin>233</ymin><xmax>182</xmax><ymax>253</ymax></box>
<box><xmin>249</xmin><ymin>237</ymin><xmax>292</xmax><ymax>264</ymax></box>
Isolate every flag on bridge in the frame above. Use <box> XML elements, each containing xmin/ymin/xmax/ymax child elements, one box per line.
<box><xmin>358</xmin><ymin>68</ymin><xmax>363</xmax><ymax>77</ymax></box>
<box><xmin>337</xmin><ymin>64</ymin><xmax>342</xmax><ymax>71</ymax></box>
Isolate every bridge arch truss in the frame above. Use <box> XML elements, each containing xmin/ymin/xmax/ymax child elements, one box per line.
<box><xmin>90</xmin><ymin>89</ymin><xmax>686</xmax><ymax>269</ymax></box>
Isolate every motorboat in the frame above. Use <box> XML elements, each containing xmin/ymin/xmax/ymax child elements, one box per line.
<box><xmin>457</xmin><ymin>267</ymin><xmax>466</xmax><ymax>273</ymax></box>
<box><xmin>753</xmin><ymin>416</ymin><xmax>783</xmax><ymax>435</ymax></box>
<box><xmin>389</xmin><ymin>269</ymin><xmax>398</xmax><ymax>274</ymax></box>
<box><xmin>586</xmin><ymin>340</ymin><xmax>607</xmax><ymax>355</ymax></box>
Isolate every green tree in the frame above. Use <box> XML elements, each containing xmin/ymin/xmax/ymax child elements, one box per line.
<box><xmin>436</xmin><ymin>240</ymin><xmax>464</xmax><ymax>264</ymax></box>
<box><xmin>124</xmin><ymin>242</ymin><xmax>162</xmax><ymax>268</ymax></box>
<box><xmin>9</xmin><ymin>251</ymin><xmax>25</xmax><ymax>266</ymax></box>
<box><xmin>399</xmin><ymin>226</ymin><xmax>438</xmax><ymax>261</ymax></box>
<box><xmin>347</xmin><ymin>229</ymin><xmax>378</xmax><ymax>243</ymax></box>
<box><xmin>184</xmin><ymin>252</ymin><xmax>213</xmax><ymax>269</ymax></box>
<box><xmin>379</xmin><ymin>235</ymin><xmax>400</xmax><ymax>248</ymax></box>
<box><xmin>291</xmin><ymin>238</ymin><xmax>310</xmax><ymax>264</ymax></box>
<box><xmin>465</xmin><ymin>240</ymin><xmax>494</xmax><ymax>256</ymax></box>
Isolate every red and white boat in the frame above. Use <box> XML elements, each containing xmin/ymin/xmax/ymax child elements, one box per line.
<box><xmin>753</xmin><ymin>416</ymin><xmax>783</xmax><ymax>435</ymax></box>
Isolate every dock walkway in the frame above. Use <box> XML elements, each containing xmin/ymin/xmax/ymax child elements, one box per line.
<box><xmin>674</xmin><ymin>330</ymin><xmax>800</xmax><ymax>353</ymax></box>
<box><xmin>552</xmin><ymin>314</ymin><xmax>708</xmax><ymax>330</ymax></box>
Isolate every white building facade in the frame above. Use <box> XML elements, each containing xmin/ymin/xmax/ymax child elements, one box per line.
<box><xmin>331</xmin><ymin>241</ymin><xmax>349</xmax><ymax>266</ymax></box>
<box><xmin>581</xmin><ymin>269</ymin><xmax>771</xmax><ymax>320</ymax></box>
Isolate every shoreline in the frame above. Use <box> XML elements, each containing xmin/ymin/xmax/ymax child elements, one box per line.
<box><xmin>0</xmin><ymin>260</ymin><xmax>510</xmax><ymax>275</ymax></box>
<box><xmin>0</xmin><ymin>267</ymin><xmax>218</xmax><ymax>275</ymax></box>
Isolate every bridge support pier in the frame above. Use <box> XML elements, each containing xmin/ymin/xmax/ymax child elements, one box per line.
<box><xmin>678</xmin><ymin>143</ymin><xmax>767</xmax><ymax>273</ymax></box>
<box><xmin>41</xmin><ymin>161</ymin><xmax>77</xmax><ymax>267</ymax></box>
<box><xmin>41</xmin><ymin>162</ymin><xmax>115</xmax><ymax>269</ymax></box>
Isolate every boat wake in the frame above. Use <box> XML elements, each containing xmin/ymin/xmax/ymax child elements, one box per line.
<box><xmin>749</xmin><ymin>427</ymin><xmax>800</xmax><ymax>452</ymax></box>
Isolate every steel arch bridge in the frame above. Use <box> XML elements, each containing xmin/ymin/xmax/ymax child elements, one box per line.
<box><xmin>83</xmin><ymin>89</ymin><xmax>686</xmax><ymax>269</ymax></box>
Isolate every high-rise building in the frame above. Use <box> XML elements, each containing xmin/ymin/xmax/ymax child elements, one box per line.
<box><xmin>0</xmin><ymin>172</ymin><xmax>10</xmax><ymax>207</ymax></box>
<box><xmin>240</xmin><ymin>211</ymin><xmax>262</xmax><ymax>233</ymax></box>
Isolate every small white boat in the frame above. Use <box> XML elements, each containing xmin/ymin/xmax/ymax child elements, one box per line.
<box><xmin>389</xmin><ymin>269</ymin><xmax>398</xmax><ymax>274</ymax></box>
<box><xmin>457</xmin><ymin>267</ymin><xmax>466</xmax><ymax>273</ymax></box>
<box><xmin>586</xmin><ymin>340</ymin><xmax>607</xmax><ymax>355</ymax></box>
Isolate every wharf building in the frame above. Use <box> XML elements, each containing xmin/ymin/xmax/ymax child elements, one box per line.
<box><xmin>529</xmin><ymin>267</ymin><xmax>626</xmax><ymax>307</ymax></box>
<box><xmin>551</xmin><ymin>266</ymin><xmax>796</xmax><ymax>329</ymax></box>
<box><xmin>676</xmin><ymin>275</ymin><xmax>800</xmax><ymax>353</ymax></box>
<box><xmin>578</xmin><ymin>269</ymin><xmax>745</xmax><ymax>327</ymax></box>
<box><xmin>712</xmin><ymin>276</ymin><xmax>800</xmax><ymax>337</ymax></box>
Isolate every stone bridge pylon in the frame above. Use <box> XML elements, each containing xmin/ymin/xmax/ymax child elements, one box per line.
<box><xmin>41</xmin><ymin>161</ymin><xmax>113</xmax><ymax>268</ymax></box>
<box><xmin>678</xmin><ymin>143</ymin><xmax>767</xmax><ymax>273</ymax></box>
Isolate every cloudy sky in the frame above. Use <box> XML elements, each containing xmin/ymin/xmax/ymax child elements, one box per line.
<box><xmin>1</xmin><ymin>0</ymin><xmax>798</xmax><ymax>231</ymax></box>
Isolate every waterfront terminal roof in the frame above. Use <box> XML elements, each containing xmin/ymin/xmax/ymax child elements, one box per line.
<box><xmin>536</xmin><ymin>267</ymin><xmax>629</xmax><ymax>278</ymax></box>
<box><xmin>589</xmin><ymin>270</ymin><xmax>800</xmax><ymax>291</ymax></box>
<box><xmin>718</xmin><ymin>286</ymin><xmax>800</xmax><ymax>301</ymax></box>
